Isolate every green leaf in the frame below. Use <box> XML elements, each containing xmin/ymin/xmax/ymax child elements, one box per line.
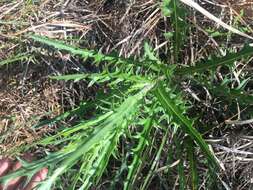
<box><xmin>175</xmin><ymin>45</ymin><xmax>253</xmax><ymax>75</ymax></box>
<box><xmin>124</xmin><ymin>117</ymin><xmax>153</xmax><ymax>190</ymax></box>
<box><xmin>186</xmin><ymin>137</ymin><xmax>198</xmax><ymax>190</ymax></box>
<box><xmin>0</xmin><ymin>152</ymin><xmax>69</xmax><ymax>187</ymax></box>
<box><xmin>0</xmin><ymin>53</ymin><xmax>29</xmax><ymax>68</ymax></box>
<box><xmin>50</xmin><ymin>74</ymin><xmax>88</xmax><ymax>82</ymax></box>
<box><xmin>153</xmin><ymin>82</ymin><xmax>217</xmax><ymax>167</ymax></box>
<box><xmin>175</xmin><ymin>136</ymin><xmax>185</xmax><ymax>190</ymax></box>
<box><xmin>161</xmin><ymin>0</ymin><xmax>172</xmax><ymax>17</ymax></box>
<box><xmin>162</xmin><ymin>0</ymin><xmax>187</xmax><ymax>63</ymax></box>
<box><xmin>29</xmin><ymin>35</ymin><xmax>153</xmax><ymax>71</ymax></box>
<box><xmin>141</xmin><ymin>128</ymin><xmax>169</xmax><ymax>190</ymax></box>
<box><xmin>37</xmin><ymin>83</ymin><xmax>154</xmax><ymax>190</ymax></box>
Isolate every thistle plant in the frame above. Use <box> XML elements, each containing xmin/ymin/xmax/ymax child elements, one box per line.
<box><xmin>1</xmin><ymin>1</ymin><xmax>253</xmax><ymax>189</ymax></box>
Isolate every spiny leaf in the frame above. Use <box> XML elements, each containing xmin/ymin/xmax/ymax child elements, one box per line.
<box><xmin>29</xmin><ymin>35</ymin><xmax>159</xmax><ymax>72</ymax></box>
<box><xmin>153</xmin><ymin>81</ymin><xmax>218</xmax><ymax>167</ymax></box>
<box><xmin>29</xmin><ymin>34</ymin><xmax>126</xmax><ymax>63</ymax></box>
<box><xmin>78</xmin><ymin>132</ymin><xmax>120</xmax><ymax>190</ymax></box>
<box><xmin>124</xmin><ymin>117</ymin><xmax>153</xmax><ymax>190</ymax></box>
<box><xmin>175</xmin><ymin>45</ymin><xmax>253</xmax><ymax>75</ymax></box>
<box><xmin>37</xmin><ymin>84</ymin><xmax>154</xmax><ymax>190</ymax></box>
<box><xmin>50</xmin><ymin>72</ymin><xmax>150</xmax><ymax>84</ymax></box>
<box><xmin>144</xmin><ymin>43</ymin><xmax>161</xmax><ymax>63</ymax></box>
<box><xmin>38</xmin><ymin>111</ymin><xmax>113</xmax><ymax>146</ymax></box>
<box><xmin>0</xmin><ymin>53</ymin><xmax>30</xmax><ymax>68</ymax></box>
<box><xmin>30</xmin><ymin>35</ymin><xmax>93</xmax><ymax>57</ymax></box>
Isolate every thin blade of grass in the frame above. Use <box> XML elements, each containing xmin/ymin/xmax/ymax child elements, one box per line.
<box><xmin>186</xmin><ymin>137</ymin><xmax>198</xmax><ymax>190</ymax></box>
<box><xmin>175</xmin><ymin>136</ymin><xmax>186</xmax><ymax>190</ymax></box>
<box><xmin>140</xmin><ymin>128</ymin><xmax>169</xmax><ymax>190</ymax></box>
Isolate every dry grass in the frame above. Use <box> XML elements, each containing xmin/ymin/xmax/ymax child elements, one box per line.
<box><xmin>0</xmin><ymin>63</ymin><xmax>62</xmax><ymax>155</ymax></box>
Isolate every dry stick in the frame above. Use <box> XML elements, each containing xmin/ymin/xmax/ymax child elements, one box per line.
<box><xmin>0</xmin><ymin>1</ymin><xmax>23</xmax><ymax>19</ymax></box>
<box><xmin>225</xmin><ymin>118</ymin><xmax>253</xmax><ymax>126</ymax></box>
<box><xmin>180</xmin><ymin>0</ymin><xmax>253</xmax><ymax>40</ymax></box>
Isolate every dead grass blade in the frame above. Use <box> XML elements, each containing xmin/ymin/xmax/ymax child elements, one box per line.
<box><xmin>180</xmin><ymin>0</ymin><xmax>253</xmax><ymax>40</ymax></box>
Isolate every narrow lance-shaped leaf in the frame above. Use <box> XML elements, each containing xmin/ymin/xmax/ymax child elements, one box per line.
<box><xmin>153</xmin><ymin>82</ymin><xmax>218</xmax><ymax>167</ymax></box>
<box><xmin>50</xmin><ymin>72</ymin><xmax>150</xmax><ymax>84</ymax></box>
<box><xmin>0</xmin><ymin>53</ymin><xmax>30</xmax><ymax>68</ymax></box>
<box><xmin>170</xmin><ymin>0</ymin><xmax>187</xmax><ymax>63</ymax></box>
<box><xmin>29</xmin><ymin>35</ymin><xmax>161</xmax><ymax>72</ymax></box>
<box><xmin>29</xmin><ymin>34</ymin><xmax>130</xmax><ymax>62</ymax></box>
<box><xmin>175</xmin><ymin>45</ymin><xmax>253</xmax><ymax>75</ymax></box>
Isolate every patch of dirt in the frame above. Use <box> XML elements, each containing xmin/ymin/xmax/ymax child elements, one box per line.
<box><xmin>0</xmin><ymin>63</ymin><xmax>62</xmax><ymax>155</ymax></box>
<box><xmin>212</xmin><ymin>126</ymin><xmax>253</xmax><ymax>189</ymax></box>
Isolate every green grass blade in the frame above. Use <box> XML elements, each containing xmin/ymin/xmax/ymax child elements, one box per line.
<box><xmin>186</xmin><ymin>137</ymin><xmax>198</xmax><ymax>190</ymax></box>
<box><xmin>141</xmin><ymin>128</ymin><xmax>169</xmax><ymax>190</ymax></box>
<box><xmin>175</xmin><ymin>136</ymin><xmax>186</xmax><ymax>190</ymax></box>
